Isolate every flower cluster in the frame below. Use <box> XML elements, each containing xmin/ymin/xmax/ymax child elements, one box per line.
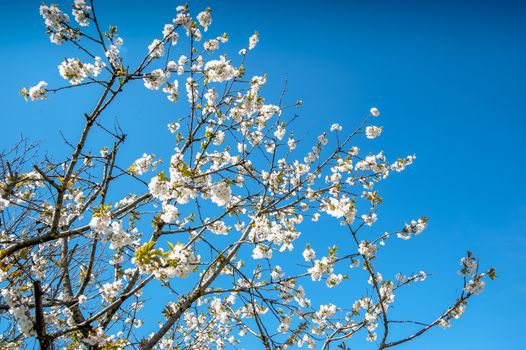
<box><xmin>160</xmin><ymin>203</ymin><xmax>179</xmax><ymax>223</ymax></box>
<box><xmin>460</xmin><ymin>252</ymin><xmax>488</xmax><ymax>295</ymax></box>
<box><xmin>320</xmin><ymin>195</ymin><xmax>357</xmax><ymax>224</ymax></box>
<box><xmin>358</xmin><ymin>240</ymin><xmax>378</xmax><ymax>258</ymax></box>
<box><xmin>204</xmin><ymin>56</ymin><xmax>239</xmax><ymax>83</ymax></box>
<box><xmin>0</xmin><ymin>195</ymin><xmax>9</xmax><ymax>211</ymax></box>
<box><xmin>39</xmin><ymin>3</ymin><xmax>71</xmax><ymax>44</ymax></box>
<box><xmin>105</xmin><ymin>37</ymin><xmax>123</xmax><ymax>68</ymax></box>
<box><xmin>109</xmin><ymin>221</ymin><xmax>134</xmax><ymax>250</ymax></box>
<box><xmin>210</xmin><ymin>181</ymin><xmax>232</xmax><ymax>207</ymax></box>
<box><xmin>308</xmin><ymin>257</ymin><xmax>334</xmax><ymax>281</ymax></box>
<box><xmin>163</xmin><ymin>80</ymin><xmax>179</xmax><ymax>102</ymax></box>
<box><xmin>100</xmin><ymin>280</ymin><xmax>123</xmax><ymax>303</ymax></box>
<box><xmin>72</xmin><ymin>0</ymin><xmax>91</xmax><ymax>26</ymax></box>
<box><xmin>1</xmin><ymin>287</ymin><xmax>35</xmax><ymax>336</ymax></box>
<box><xmin>58</xmin><ymin>57</ymin><xmax>105</xmax><ymax>85</ymax></box>
<box><xmin>397</xmin><ymin>217</ymin><xmax>428</xmax><ymax>240</ymax></box>
<box><xmin>196</xmin><ymin>8</ymin><xmax>212</xmax><ymax>31</ymax></box>
<box><xmin>129</xmin><ymin>153</ymin><xmax>158</xmax><ymax>175</ymax></box>
<box><xmin>148</xmin><ymin>39</ymin><xmax>164</xmax><ymax>58</ymax></box>
<box><xmin>134</xmin><ymin>242</ymin><xmax>200</xmax><ymax>279</ymax></box>
<box><xmin>249</xmin><ymin>32</ymin><xmax>259</xmax><ymax>50</ymax></box>
<box><xmin>365</xmin><ymin>125</ymin><xmax>383</xmax><ymax>139</ymax></box>
<box><xmin>22</xmin><ymin>81</ymin><xmax>48</xmax><ymax>101</ymax></box>
<box><xmin>143</xmin><ymin>69</ymin><xmax>167</xmax><ymax>90</ymax></box>
<box><xmin>89</xmin><ymin>206</ymin><xmax>112</xmax><ymax>235</ymax></box>
<box><xmin>163</xmin><ymin>24</ymin><xmax>179</xmax><ymax>45</ymax></box>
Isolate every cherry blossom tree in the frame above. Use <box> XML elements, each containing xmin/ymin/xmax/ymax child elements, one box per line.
<box><xmin>1</xmin><ymin>1</ymin><xmax>495</xmax><ymax>349</ymax></box>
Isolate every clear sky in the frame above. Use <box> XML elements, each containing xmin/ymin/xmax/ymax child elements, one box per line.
<box><xmin>1</xmin><ymin>0</ymin><xmax>525</xmax><ymax>348</ymax></box>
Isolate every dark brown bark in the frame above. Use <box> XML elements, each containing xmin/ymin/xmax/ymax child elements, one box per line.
<box><xmin>34</xmin><ymin>280</ymin><xmax>52</xmax><ymax>350</ymax></box>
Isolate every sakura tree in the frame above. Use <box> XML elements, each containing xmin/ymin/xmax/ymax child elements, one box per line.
<box><xmin>0</xmin><ymin>1</ymin><xmax>494</xmax><ymax>349</ymax></box>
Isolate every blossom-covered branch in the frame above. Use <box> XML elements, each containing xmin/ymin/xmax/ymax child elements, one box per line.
<box><xmin>1</xmin><ymin>2</ymin><xmax>494</xmax><ymax>349</ymax></box>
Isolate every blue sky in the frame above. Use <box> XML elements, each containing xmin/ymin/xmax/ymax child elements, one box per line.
<box><xmin>1</xmin><ymin>0</ymin><xmax>525</xmax><ymax>348</ymax></box>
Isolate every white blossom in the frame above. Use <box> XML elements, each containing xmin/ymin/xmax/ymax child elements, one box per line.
<box><xmin>162</xmin><ymin>244</ymin><xmax>199</xmax><ymax>278</ymax></box>
<box><xmin>72</xmin><ymin>0</ymin><xmax>91</xmax><ymax>26</ymax></box>
<box><xmin>204</xmin><ymin>39</ymin><xmax>220</xmax><ymax>51</ymax></box>
<box><xmin>0</xmin><ymin>196</ymin><xmax>9</xmax><ymax>211</ymax></box>
<box><xmin>252</xmin><ymin>244</ymin><xmax>272</xmax><ymax>259</ymax></box>
<box><xmin>326</xmin><ymin>273</ymin><xmax>344</xmax><ymax>288</ymax></box>
<box><xmin>465</xmin><ymin>279</ymin><xmax>486</xmax><ymax>295</ymax></box>
<box><xmin>249</xmin><ymin>31</ymin><xmax>259</xmax><ymax>50</ymax></box>
<box><xmin>397</xmin><ymin>217</ymin><xmax>428</xmax><ymax>240</ymax></box>
<box><xmin>204</xmin><ymin>56</ymin><xmax>238</xmax><ymax>83</ymax></box>
<box><xmin>163</xmin><ymin>80</ymin><xmax>179</xmax><ymax>102</ymax></box>
<box><xmin>109</xmin><ymin>221</ymin><xmax>133</xmax><ymax>250</ymax></box>
<box><xmin>274</xmin><ymin>124</ymin><xmax>286</xmax><ymax>140</ymax></box>
<box><xmin>28</xmin><ymin>81</ymin><xmax>48</xmax><ymax>101</ymax></box>
<box><xmin>148</xmin><ymin>39</ymin><xmax>164</xmax><ymax>58</ymax></box>
<box><xmin>161</xmin><ymin>204</ymin><xmax>179</xmax><ymax>223</ymax></box>
<box><xmin>163</xmin><ymin>24</ymin><xmax>179</xmax><ymax>45</ymax></box>
<box><xmin>196</xmin><ymin>8</ymin><xmax>212</xmax><ymax>31</ymax></box>
<box><xmin>365</xmin><ymin>125</ymin><xmax>382</xmax><ymax>139</ymax></box>
<box><xmin>303</xmin><ymin>246</ymin><xmax>316</xmax><ymax>261</ymax></box>
<box><xmin>358</xmin><ymin>241</ymin><xmax>378</xmax><ymax>257</ymax></box>
<box><xmin>105</xmin><ymin>37</ymin><xmax>123</xmax><ymax>68</ymax></box>
<box><xmin>1</xmin><ymin>288</ymin><xmax>35</xmax><ymax>336</ymax></box>
<box><xmin>167</xmin><ymin>122</ymin><xmax>180</xmax><ymax>133</ymax></box>
<box><xmin>39</xmin><ymin>3</ymin><xmax>70</xmax><ymax>45</ymax></box>
<box><xmin>89</xmin><ymin>210</ymin><xmax>112</xmax><ymax>235</ymax></box>
<box><xmin>100</xmin><ymin>280</ymin><xmax>123</xmax><ymax>303</ymax></box>
<box><xmin>288</xmin><ymin>138</ymin><xmax>297</xmax><ymax>150</ymax></box>
<box><xmin>330</xmin><ymin>123</ymin><xmax>342</xmax><ymax>132</ymax></box>
<box><xmin>362</xmin><ymin>213</ymin><xmax>378</xmax><ymax>226</ymax></box>
<box><xmin>210</xmin><ymin>181</ymin><xmax>232</xmax><ymax>207</ymax></box>
<box><xmin>58</xmin><ymin>57</ymin><xmax>103</xmax><ymax>85</ymax></box>
<box><xmin>130</xmin><ymin>153</ymin><xmax>156</xmax><ymax>175</ymax></box>
<box><xmin>308</xmin><ymin>257</ymin><xmax>333</xmax><ymax>281</ymax></box>
<box><xmin>143</xmin><ymin>69</ymin><xmax>167</xmax><ymax>90</ymax></box>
